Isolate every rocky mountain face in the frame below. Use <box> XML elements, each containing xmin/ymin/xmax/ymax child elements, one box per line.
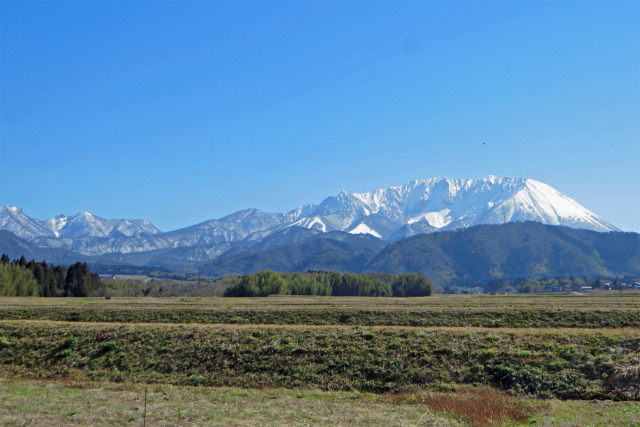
<box><xmin>0</xmin><ymin>176</ymin><xmax>619</xmax><ymax>261</ymax></box>
<box><xmin>0</xmin><ymin>206</ymin><xmax>56</xmax><ymax>240</ymax></box>
<box><xmin>283</xmin><ymin>176</ymin><xmax>617</xmax><ymax>237</ymax></box>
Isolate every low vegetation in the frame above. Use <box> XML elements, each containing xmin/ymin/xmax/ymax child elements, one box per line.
<box><xmin>3</xmin><ymin>378</ymin><xmax>640</xmax><ymax>426</ymax></box>
<box><xmin>96</xmin><ymin>277</ymin><xmax>232</xmax><ymax>298</ymax></box>
<box><xmin>1</xmin><ymin>320</ymin><xmax>638</xmax><ymax>400</ymax></box>
<box><xmin>2</xmin><ymin>294</ymin><xmax>639</xmax><ymax>328</ymax></box>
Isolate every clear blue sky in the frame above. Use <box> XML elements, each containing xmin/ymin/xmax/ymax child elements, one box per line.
<box><xmin>1</xmin><ymin>1</ymin><xmax>638</xmax><ymax>232</ymax></box>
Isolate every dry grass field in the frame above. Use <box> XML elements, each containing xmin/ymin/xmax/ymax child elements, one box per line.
<box><xmin>2</xmin><ymin>292</ymin><xmax>639</xmax><ymax>311</ymax></box>
<box><xmin>2</xmin><ymin>292</ymin><xmax>638</xmax><ymax>328</ymax></box>
<box><xmin>1</xmin><ymin>293</ymin><xmax>639</xmax><ymax>425</ymax></box>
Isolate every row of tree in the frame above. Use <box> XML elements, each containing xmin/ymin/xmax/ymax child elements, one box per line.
<box><xmin>224</xmin><ymin>270</ymin><xmax>435</xmax><ymax>297</ymax></box>
<box><xmin>0</xmin><ymin>255</ymin><xmax>102</xmax><ymax>297</ymax></box>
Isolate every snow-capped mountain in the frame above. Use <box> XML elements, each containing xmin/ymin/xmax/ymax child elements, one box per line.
<box><xmin>0</xmin><ymin>206</ymin><xmax>159</xmax><ymax>242</ymax></box>
<box><xmin>44</xmin><ymin>211</ymin><xmax>160</xmax><ymax>238</ymax></box>
<box><xmin>0</xmin><ymin>206</ymin><xmax>56</xmax><ymax>240</ymax></box>
<box><xmin>0</xmin><ymin>176</ymin><xmax>618</xmax><ymax>258</ymax></box>
<box><xmin>282</xmin><ymin>176</ymin><xmax>618</xmax><ymax>238</ymax></box>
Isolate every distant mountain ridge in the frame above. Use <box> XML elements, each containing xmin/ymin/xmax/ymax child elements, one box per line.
<box><xmin>0</xmin><ymin>206</ymin><xmax>159</xmax><ymax>240</ymax></box>
<box><xmin>0</xmin><ymin>176</ymin><xmax>619</xmax><ymax>260</ymax></box>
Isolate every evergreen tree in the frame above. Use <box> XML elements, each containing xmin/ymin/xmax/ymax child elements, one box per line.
<box><xmin>53</xmin><ymin>266</ymin><xmax>67</xmax><ymax>295</ymax></box>
<box><xmin>64</xmin><ymin>262</ymin><xmax>101</xmax><ymax>297</ymax></box>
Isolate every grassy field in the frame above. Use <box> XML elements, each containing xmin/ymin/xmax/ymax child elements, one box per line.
<box><xmin>3</xmin><ymin>292</ymin><xmax>640</xmax><ymax>310</ymax></box>
<box><xmin>1</xmin><ymin>292</ymin><xmax>639</xmax><ymax>328</ymax></box>
<box><xmin>1</xmin><ymin>379</ymin><xmax>639</xmax><ymax>426</ymax></box>
<box><xmin>1</xmin><ymin>294</ymin><xmax>639</xmax><ymax>425</ymax></box>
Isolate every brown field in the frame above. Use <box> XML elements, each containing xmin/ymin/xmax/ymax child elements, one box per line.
<box><xmin>1</xmin><ymin>291</ymin><xmax>638</xmax><ymax>311</ymax></box>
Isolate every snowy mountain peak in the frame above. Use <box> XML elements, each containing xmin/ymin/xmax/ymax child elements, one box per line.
<box><xmin>0</xmin><ymin>206</ymin><xmax>55</xmax><ymax>239</ymax></box>
<box><xmin>1</xmin><ymin>208</ymin><xmax>161</xmax><ymax>240</ymax></box>
<box><xmin>292</xmin><ymin>176</ymin><xmax>617</xmax><ymax>238</ymax></box>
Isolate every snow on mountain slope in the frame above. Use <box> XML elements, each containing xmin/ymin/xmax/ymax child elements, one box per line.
<box><xmin>0</xmin><ymin>206</ymin><xmax>56</xmax><ymax>239</ymax></box>
<box><xmin>349</xmin><ymin>223</ymin><xmax>382</xmax><ymax>238</ymax></box>
<box><xmin>44</xmin><ymin>211</ymin><xmax>160</xmax><ymax>238</ymax></box>
<box><xmin>0</xmin><ymin>208</ymin><xmax>161</xmax><ymax>255</ymax></box>
<box><xmin>289</xmin><ymin>176</ymin><xmax>618</xmax><ymax>237</ymax></box>
<box><xmin>161</xmin><ymin>209</ymin><xmax>285</xmax><ymax>246</ymax></box>
<box><xmin>441</xmin><ymin>178</ymin><xmax>617</xmax><ymax>232</ymax></box>
<box><xmin>45</xmin><ymin>215</ymin><xmax>68</xmax><ymax>236</ymax></box>
<box><xmin>409</xmin><ymin>209</ymin><xmax>452</xmax><ymax>228</ymax></box>
<box><xmin>511</xmin><ymin>179</ymin><xmax>614</xmax><ymax>231</ymax></box>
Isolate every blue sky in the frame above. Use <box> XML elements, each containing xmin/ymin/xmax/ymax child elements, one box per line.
<box><xmin>1</xmin><ymin>1</ymin><xmax>638</xmax><ymax>232</ymax></box>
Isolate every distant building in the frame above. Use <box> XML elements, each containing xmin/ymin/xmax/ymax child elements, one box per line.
<box><xmin>454</xmin><ymin>287</ymin><xmax>485</xmax><ymax>294</ymax></box>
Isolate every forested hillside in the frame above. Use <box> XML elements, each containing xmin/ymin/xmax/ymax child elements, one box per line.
<box><xmin>366</xmin><ymin>222</ymin><xmax>640</xmax><ymax>285</ymax></box>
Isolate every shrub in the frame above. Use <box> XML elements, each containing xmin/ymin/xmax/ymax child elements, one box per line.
<box><xmin>102</xmin><ymin>341</ymin><xmax>118</xmax><ymax>352</ymax></box>
<box><xmin>187</xmin><ymin>375</ymin><xmax>206</xmax><ymax>386</ymax></box>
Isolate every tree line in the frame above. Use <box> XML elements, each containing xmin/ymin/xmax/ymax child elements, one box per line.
<box><xmin>223</xmin><ymin>270</ymin><xmax>435</xmax><ymax>297</ymax></box>
<box><xmin>444</xmin><ymin>275</ymin><xmax>639</xmax><ymax>294</ymax></box>
<box><xmin>0</xmin><ymin>255</ymin><xmax>102</xmax><ymax>297</ymax></box>
<box><xmin>1</xmin><ymin>256</ymin><xmax>435</xmax><ymax>298</ymax></box>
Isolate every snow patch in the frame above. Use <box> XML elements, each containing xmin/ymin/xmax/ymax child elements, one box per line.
<box><xmin>306</xmin><ymin>217</ymin><xmax>327</xmax><ymax>232</ymax></box>
<box><xmin>348</xmin><ymin>223</ymin><xmax>382</xmax><ymax>238</ymax></box>
<box><xmin>409</xmin><ymin>209</ymin><xmax>452</xmax><ymax>228</ymax></box>
<box><xmin>45</xmin><ymin>216</ymin><xmax>68</xmax><ymax>237</ymax></box>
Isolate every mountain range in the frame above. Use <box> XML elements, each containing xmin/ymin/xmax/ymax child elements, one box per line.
<box><xmin>1</xmin><ymin>176</ymin><xmax>633</xmax><ymax>284</ymax></box>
